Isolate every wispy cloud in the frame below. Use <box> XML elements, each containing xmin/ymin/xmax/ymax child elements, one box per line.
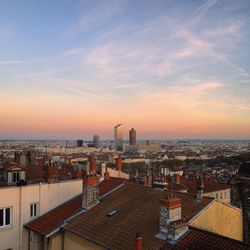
<box><xmin>1</xmin><ymin>0</ymin><xmax>250</xmax><ymax>137</ymax></box>
<box><xmin>65</xmin><ymin>0</ymin><xmax>124</xmax><ymax>37</ymax></box>
<box><xmin>0</xmin><ymin>60</ymin><xmax>24</xmax><ymax>65</ymax></box>
<box><xmin>189</xmin><ymin>0</ymin><xmax>218</xmax><ymax>27</ymax></box>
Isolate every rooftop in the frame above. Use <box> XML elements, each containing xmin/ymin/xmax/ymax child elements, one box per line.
<box><xmin>25</xmin><ymin>178</ymin><xmax>123</xmax><ymax>236</ymax></box>
<box><xmin>162</xmin><ymin>226</ymin><xmax>250</xmax><ymax>250</ymax></box>
<box><xmin>66</xmin><ymin>183</ymin><xmax>214</xmax><ymax>250</ymax></box>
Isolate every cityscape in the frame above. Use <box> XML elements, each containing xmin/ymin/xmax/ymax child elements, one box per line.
<box><xmin>1</xmin><ymin>0</ymin><xmax>250</xmax><ymax>250</ymax></box>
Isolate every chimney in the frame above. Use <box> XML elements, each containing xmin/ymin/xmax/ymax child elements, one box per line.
<box><xmin>174</xmin><ymin>174</ymin><xmax>180</xmax><ymax>184</ymax></box>
<box><xmin>47</xmin><ymin>164</ymin><xmax>59</xmax><ymax>183</ymax></box>
<box><xmin>104</xmin><ymin>171</ymin><xmax>110</xmax><ymax>180</ymax></box>
<box><xmin>82</xmin><ymin>174</ymin><xmax>99</xmax><ymax>210</ymax></box>
<box><xmin>160</xmin><ymin>194</ymin><xmax>182</xmax><ymax>234</ymax></box>
<box><xmin>115</xmin><ymin>157</ymin><xmax>122</xmax><ymax>171</ymax></box>
<box><xmin>196</xmin><ymin>173</ymin><xmax>204</xmax><ymax>201</ymax></box>
<box><xmin>158</xmin><ymin>194</ymin><xmax>188</xmax><ymax>241</ymax></box>
<box><xmin>88</xmin><ymin>155</ymin><xmax>96</xmax><ymax>174</ymax></box>
<box><xmin>134</xmin><ymin>233</ymin><xmax>142</xmax><ymax>250</ymax></box>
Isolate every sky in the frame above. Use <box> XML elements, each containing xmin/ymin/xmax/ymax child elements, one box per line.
<box><xmin>0</xmin><ymin>0</ymin><xmax>250</xmax><ymax>140</ymax></box>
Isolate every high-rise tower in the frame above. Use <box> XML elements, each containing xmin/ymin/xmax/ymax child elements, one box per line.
<box><xmin>114</xmin><ymin>124</ymin><xmax>123</xmax><ymax>151</ymax></box>
<box><xmin>129</xmin><ymin>128</ymin><xmax>136</xmax><ymax>145</ymax></box>
<box><xmin>93</xmin><ymin>135</ymin><xmax>100</xmax><ymax>148</ymax></box>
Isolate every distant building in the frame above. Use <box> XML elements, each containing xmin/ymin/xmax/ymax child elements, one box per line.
<box><xmin>177</xmin><ymin>174</ymin><xmax>231</xmax><ymax>204</ymax></box>
<box><xmin>93</xmin><ymin>135</ymin><xmax>100</xmax><ymax>148</ymax></box>
<box><xmin>0</xmin><ymin>163</ymin><xmax>26</xmax><ymax>186</ymax></box>
<box><xmin>138</xmin><ymin>144</ymin><xmax>161</xmax><ymax>152</ymax></box>
<box><xmin>76</xmin><ymin>140</ymin><xmax>83</xmax><ymax>148</ymax></box>
<box><xmin>14</xmin><ymin>152</ymin><xmax>27</xmax><ymax>165</ymax></box>
<box><xmin>114</xmin><ymin>124</ymin><xmax>123</xmax><ymax>151</ymax></box>
<box><xmin>125</xmin><ymin>145</ymin><xmax>138</xmax><ymax>153</ymax></box>
<box><xmin>129</xmin><ymin>128</ymin><xmax>136</xmax><ymax>145</ymax></box>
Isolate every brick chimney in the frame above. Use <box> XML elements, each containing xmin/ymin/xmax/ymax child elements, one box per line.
<box><xmin>134</xmin><ymin>233</ymin><xmax>142</xmax><ymax>250</ymax></box>
<box><xmin>47</xmin><ymin>164</ymin><xmax>59</xmax><ymax>183</ymax></box>
<box><xmin>115</xmin><ymin>157</ymin><xmax>122</xmax><ymax>171</ymax></box>
<box><xmin>88</xmin><ymin>155</ymin><xmax>96</xmax><ymax>174</ymax></box>
<box><xmin>158</xmin><ymin>194</ymin><xmax>188</xmax><ymax>241</ymax></box>
<box><xmin>174</xmin><ymin>174</ymin><xmax>180</xmax><ymax>184</ymax></box>
<box><xmin>82</xmin><ymin>174</ymin><xmax>99</xmax><ymax>210</ymax></box>
<box><xmin>160</xmin><ymin>195</ymin><xmax>182</xmax><ymax>234</ymax></box>
<box><xmin>196</xmin><ymin>173</ymin><xmax>204</xmax><ymax>201</ymax></box>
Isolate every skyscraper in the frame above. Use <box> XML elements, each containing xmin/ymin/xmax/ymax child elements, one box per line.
<box><xmin>93</xmin><ymin>135</ymin><xmax>100</xmax><ymax>148</ymax></box>
<box><xmin>114</xmin><ymin>124</ymin><xmax>123</xmax><ymax>151</ymax></box>
<box><xmin>129</xmin><ymin>128</ymin><xmax>136</xmax><ymax>145</ymax></box>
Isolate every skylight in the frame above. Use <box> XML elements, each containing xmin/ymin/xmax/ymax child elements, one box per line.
<box><xmin>107</xmin><ymin>209</ymin><xmax>119</xmax><ymax>217</ymax></box>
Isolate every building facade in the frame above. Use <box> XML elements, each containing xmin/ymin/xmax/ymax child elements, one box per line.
<box><xmin>0</xmin><ymin>179</ymin><xmax>82</xmax><ymax>250</ymax></box>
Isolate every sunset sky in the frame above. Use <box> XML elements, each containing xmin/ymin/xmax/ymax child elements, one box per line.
<box><xmin>0</xmin><ymin>0</ymin><xmax>250</xmax><ymax>139</ymax></box>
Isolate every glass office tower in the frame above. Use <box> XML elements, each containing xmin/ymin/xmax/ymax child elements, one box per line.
<box><xmin>114</xmin><ymin>124</ymin><xmax>123</xmax><ymax>151</ymax></box>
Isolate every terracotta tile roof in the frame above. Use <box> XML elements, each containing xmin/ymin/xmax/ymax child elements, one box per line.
<box><xmin>161</xmin><ymin>226</ymin><xmax>250</xmax><ymax>250</ymax></box>
<box><xmin>25</xmin><ymin>178</ymin><xmax>123</xmax><ymax>236</ymax></box>
<box><xmin>180</xmin><ymin>177</ymin><xmax>230</xmax><ymax>194</ymax></box>
<box><xmin>171</xmin><ymin>183</ymin><xmax>188</xmax><ymax>192</ymax></box>
<box><xmin>3</xmin><ymin>162</ymin><xmax>25</xmax><ymax>171</ymax></box>
<box><xmin>65</xmin><ymin>184</ymin><xmax>214</xmax><ymax>250</ymax></box>
<box><xmin>110</xmin><ymin>176</ymin><xmax>135</xmax><ymax>184</ymax></box>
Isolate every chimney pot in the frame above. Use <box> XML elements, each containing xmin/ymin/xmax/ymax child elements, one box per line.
<box><xmin>115</xmin><ymin>158</ymin><xmax>122</xmax><ymax>171</ymax></box>
<box><xmin>88</xmin><ymin>155</ymin><xmax>96</xmax><ymax>174</ymax></box>
<box><xmin>174</xmin><ymin>174</ymin><xmax>181</xmax><ymax>184</ymax></box>
<box><xmin>134</xmin><ymin>233</ymin><xmax>142</xmax><ymax>250</ymax></box>
<box><xmin>104</xmin><ymin>171</ymin><xmax>110</xmax><ymax>180</ymax></box>
<box><xmin>196</xmin><ymin>173</ymin><xmax>204</xmax><ymax>200</ymax></box>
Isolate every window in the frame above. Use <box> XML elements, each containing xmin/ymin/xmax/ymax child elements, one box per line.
<box><xmin>220</xmin><ymin>192</ymin><xmax>223</xmax><ymax>199</ymax></box>
<box><xmin>215</xmin><ymin>193</ymin><xmax>218</xmax><ymax>199</ymax></box>
<box><xmin>12</xmin><ymin>172</ymin><xmax>20</xmax><ymax>182</ymax></box>
<box><xmin>0</xmin><ymin>207</ymin><xmax>11</xmax><ymax>228</ymax></box>
<box><xmin>30</xmin><ymin>203</ymin><xmax>38</xmax><ymax>218</ymax></box>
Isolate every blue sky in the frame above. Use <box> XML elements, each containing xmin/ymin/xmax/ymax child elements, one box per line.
<box><xmin>0</xmin><ymin>0</ymin><xmax>250</xmax><ymax>139</ymax></box>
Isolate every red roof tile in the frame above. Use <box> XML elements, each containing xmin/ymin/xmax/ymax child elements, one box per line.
<box><xmin>65</xmin><ymin>184</ymin><xmax>214</xmax><ymax>250</ymax></box>
<box><xmin>180</xmin><ymin>177</ymin><xmax>230</xmax><ymax>194</ymax></box>
<box><xmin>25</xmin><ymin>178</ymin><xmax>123</xmax><ymax>236</ymax></box>
<box><xmin>161</xmin><ymin>226</ymin><xmax>250</xmax><ymax>249</ymax></box>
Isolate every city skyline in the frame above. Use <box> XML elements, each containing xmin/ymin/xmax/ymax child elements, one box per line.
<box><xmin>0</xmin><ymin>0</ymin><xmax>250</xmax><ymax>139</ymax></box>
